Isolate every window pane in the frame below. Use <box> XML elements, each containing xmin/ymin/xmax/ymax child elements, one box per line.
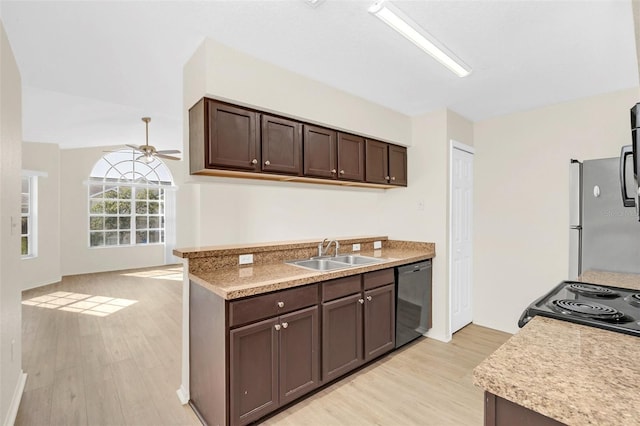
<box><xmin>90</xmin><ymin>200</ymin><xmax>104</xmax><ymax>214</ymax></box>
<box><xmin>90</xmin><ymin>232</ymin><xmax>104</xmax><ymax>247</ymax></box>
<box><xmin>119</xmin><ymin>231</ymin><xmax>131</xmax><ymax>245</ymax></box>
<box><xmin>135</xmin><ymin>202</ymin><xmax>148</xmax><ymax>214</ymax></box>
<box><xmin>161</xmin><ymin>230</ymin><xmax>165</xmax><ymax>243</ymax></box>
<box><xmin>21</xmin><ymin>194</ymin><xmax>29</xmax><ymax>214</ymax></box>
<box><xmin>136</xmin><ymin>188</ymin><xmax>148</xmax><ymax>200</ymax></box>
<box><xmin>90</xmin><ymin>217</ymin><xmax>104</xmax><ymax>230</ymax></box>
<box><xmin>148</xmin><ymin>202</ymin><xmax>159</xmax><ymax>214</ymax></box>
<box><xmin>136</xmin><ymin>231</ymin><xmax>147</xmax><ymax>244</ymax></box>
<box><xmin>105</xmin><ymin>217</ymin><xmax>118</xmax><ymax>230</ymax></box>
<box><xmin>21</xmin><ymin>217</ymin><xmax>28</xmax><ymax>235</ymax></box>
<box><xmin>104</xmin><ymin>201</ymin><xmax>118</xmax><ymax>214</ymax></box>
<box><xmin>89</xmin><ymin>184</ymin><xmax>104</xmax><ymax>197</ymax></box>
<box><xmin>119</xmin><ymin>186</ymin><xmax>132</xmax><ymax>199</ymax></box>
<box><xmin>148</xmin><ymin>188</ymin><xmax>159</xmax><ymax>200</ymax></box>
<box><xmin>135</xmin><ymin>216</ymin><xmax>148</xmax><ymax>230</ymax></box>
<box><xmin>119</xmin><ymin>217</ymin><xmax>130</xmax><ymax>229</ymax></box>
<box><xmin>104</xmin><ymin>187</ymin><xmax>118</xmax><ymax>198</ymax></box>
<box><xmin>21</xmin><ymin>237</ymin><xmax>28</xmax><ymax>255</ymax></box>
<box><xmin>118</xmin><ymin>201</ymin><xmax>131</xmax><ymax>214</ymax></box>
<box><xmin>149</xmin><ymin>230</ymin><xmax>159</xmax><ymax>244</ymax></box>
<box><xmin>105</xmin><ymin>231</ymin><xmax>118</xmax><ymax>246</ymax></box>
<box><xmin>149</xmin><ymin>216</ymin><xmax>159</xmax><ymax>229</ymax></box>
<box><xmin>22</xmin><ymin>177</ymin><xmax>29</xmax><ymax>193</ymax></box>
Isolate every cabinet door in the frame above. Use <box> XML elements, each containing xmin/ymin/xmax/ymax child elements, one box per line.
<box><xmin>279</xmin><ymin>306</ymin><xmax>320</xmax><ymax>406</ymax></box>
<box><xmin>388</xmin><ymin>145</ymin><xmax>407</xmax><ymax>186</ymax></box>
<box><xmin>230</xmin><ymin>317</ymin><xmax>279</xmax><ymax>425</ymax></box>
<box><xmin>206</xmin><ymin>99</ymin><xmax>260</xmax><ymax>171</ymax></box>
<box><xmin>364</xmin><ymin>284</ymin><xmax>395</xmax><ymax>362</ymax></box>
<box><xmin>261</xmin><ymin>114</ymin><xmax>302</xmax><ymax>176</ymax></box>
<box><xmin>337</xmin><ymin>132</ymin><xmax>365</xmax><ymax>181</ymax></box>
<box><xmin>365</xmin><ymin>139</ymin><xmax>389</xmax><ymax>184</ymax></box>
<box><xmin>322</xmin><ymin>293</ymin><xmax>363</xmax><ymax>382</ymax></box>
<box><xmin>303</xmin><ymin>125</ymin><xmax>337</xmax><ymax>178</ymax></box>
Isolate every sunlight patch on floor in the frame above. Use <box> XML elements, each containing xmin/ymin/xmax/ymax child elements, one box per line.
<box><xmin>22</xmin><ymin>291</ymin><xmax>138</xmax><ymax>317</ymax></box>
<box><xmin>121</xmin><ymin>266</ymin><xmax>183</xmax><ymax>281</ymax></box>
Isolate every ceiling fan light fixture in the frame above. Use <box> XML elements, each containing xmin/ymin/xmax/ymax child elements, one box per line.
<box><xmin>368</xmin><ymin>0</ymin><xmax>472</xmax><ymax>78</ymax></box>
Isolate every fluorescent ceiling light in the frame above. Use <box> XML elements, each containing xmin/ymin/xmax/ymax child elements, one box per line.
<box><xmin>368</xmin><ymin>0</ymin><xmax>472</xmax><ymax>77</ymax></box>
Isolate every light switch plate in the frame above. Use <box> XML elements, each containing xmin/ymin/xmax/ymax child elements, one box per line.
<box><xmin>373</xmin><ymin>241</ymin><xmax>382</xmax><ymax>249</ymax></box>
<box><xmin>239</xmin><ymin>254</ymin><xmax>254</xmax><ymax>265</ymax></box>
<box><xmin>352</xmin><ymin>243</ymin><xmax>361</xmax><ymax>251</ymax></box>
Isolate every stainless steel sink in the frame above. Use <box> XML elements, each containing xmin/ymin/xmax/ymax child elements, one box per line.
<box><xmin>287</xmin><ymin>259</ymin><xmax>352</xmax><ymax>271</ymax></box>
<box><xmin>286</xmin><ymin>254</ymin><xmax>386</xmax><ymax>271</ymax></box>
<box><xmin>330</xmin><ymin>255</ymin><xmax>385</xmax><ymax>265</ymax></box>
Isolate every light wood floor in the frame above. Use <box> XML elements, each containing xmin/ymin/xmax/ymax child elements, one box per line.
<box><xmin>17</xmin><ymin>265</ymin><xmax>511</xmax><ymax>426</ymax></box>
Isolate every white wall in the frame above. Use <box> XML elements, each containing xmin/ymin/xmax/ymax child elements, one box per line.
<box><xmin>60</xmin><ymin>146</ymin><xmax>185</xmax><ymax>276</ymax></box>
<box><xmin>21</xmin><ymin>142</ymin><xmax>61</xmax><ymax>290</ymax></box>
<box><xmin>474</xmin><ymin>88</ymin><xmax>640</xmax><ymax>333</ymax></box>
<box><xmin>0</xmin><ymin>20</ymin><xmax>25</xmax><ymax>426</ymax></box>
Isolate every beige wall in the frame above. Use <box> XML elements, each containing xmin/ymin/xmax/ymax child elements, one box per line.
<box><xmin>21</xmin><ymin>142</ymin><xmax>61</xmax><ymax>290</ymax></box>
<box><xmin>473</xmin><ymin>87</ymin><xmax>640</xmax><ymax>333</ymax></box>
<box><xmin>0</xmin><ymin>21</ymin><xmax>25</xmax><ymax>426</ymax></box>
<box><xmin>59</xmin><ymin>146</ymin><xmax>184</xmax><ymax>276</ymax></box>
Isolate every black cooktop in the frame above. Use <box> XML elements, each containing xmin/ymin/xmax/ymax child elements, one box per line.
<box><xmin>518</xmin><ymin>281</ymin><xmax>640</xmax><ymax>337</ymax></box>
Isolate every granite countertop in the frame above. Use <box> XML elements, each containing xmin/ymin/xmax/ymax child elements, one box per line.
<box><xmin>188</xmin><ymin>247</ymin><xmax>434</xmax><ymax>300</ymax></box>
<box><xmin>473</xmin><ymin>270</ymin><xmax>640</xmax><ymax>425</ymax></box>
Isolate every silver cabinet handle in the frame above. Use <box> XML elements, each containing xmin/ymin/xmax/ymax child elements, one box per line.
<box><xmin>265</xmin><ymin>160</ymin><xmax>271</xmax><ymax>165</ymax></box>
<box><xmin>339</xmin><ymin>170</ymin><xmax>345</xmax><ymax>175</ymax></box>
<box><xmin>282</xmin><ymin>322</ymin><xmax>288</xmax><ymax>329</ymax></box>
<box><xmin>274</xmin><ymin>324</ymin><xmax>281</xmax><ymax>331</ymax></box>
<box><xmin>366</xmin><ymin>296</ymin><xmax>372</xmax><ymax>301</ymax></box>
<box><xmin>391</xmin><ymin>176</ymin><xmax>396</xmax><ymax>181</ymax></box>
<box><xmin>331</xmin><ymin>169</ymin><xmax>337</xmax><ymax>174</ymax></box>
<box><xmin>251</xmin><ymin>159</ymin><xmax>258</xmax><ymax>165</ymax></box>
<box><xmin>358</xmin><ymin>298</ymin><xmax>364</xmax><ymax>304</ymax></box>
<box><xmin>277</xmin><ymin>301</ymin><xmax>284</xmax><ymax>308</ymax></box>
<box><xmin>385</xmin><ymin>176</ymin><xmax>390</xmax><ymax>181</ymax></box>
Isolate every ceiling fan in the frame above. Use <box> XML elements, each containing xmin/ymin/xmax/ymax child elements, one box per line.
<box><xmin>126</xmin><ymin>117</ymin><xmax>181</xmax><ymax>162</ymax></box>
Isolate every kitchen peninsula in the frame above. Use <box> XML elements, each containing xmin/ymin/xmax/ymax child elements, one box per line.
<box><xmin>473</xmin><ymin>271</ymin><xmax>640</xmax><ymax>426</ymax></box>
<box><xmin>174</xmin><ymin>236</ymin><xmax>435</xmax><ymax>426</ymax></box>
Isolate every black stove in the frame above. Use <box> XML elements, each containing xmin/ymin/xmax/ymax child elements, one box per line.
<box><xmin>518</xmin><ymin>281</ymin><xmax>640</xmax><ymax>337</ymax></box>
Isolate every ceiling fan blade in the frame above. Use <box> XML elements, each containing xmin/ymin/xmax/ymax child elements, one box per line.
<box><xmin>126</xmin><ymin>144</ymin><xmax>142</xmax><ymax>152</ymax></box>
<box><xmin>155</xmin><ymin>149</ymin><xmax>181</xmax><ymax>155</ymax></box>
<box><xmin>155</xmin><ymin>153</ymin><xmax>181</xmax><ymax>161</ymax></box>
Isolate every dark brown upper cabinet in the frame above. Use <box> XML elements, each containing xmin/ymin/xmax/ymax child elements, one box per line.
<box><xmin>365</xmin><ymin>139</ymin><xmax>407</xmax><ymax>187</ymax></box>
<box><xmin>189</xmin><ymin>98</ymin><xmax>260</xmax><ymax>173</ymax></box>
<box><xmin>303</xmin><ymin>125</ymin><xmax>337</xmax><ymax>179</ymax></box>
<box><xmin>388</xmin><ymin>144</ymin><xmax>407</xmax><ymax>186</ymax></box>
<box><xmin>261</xmin><ymin>115</ymin><xmax>302</xmax><ymax>176</ymax></box>
<box><xmin>337</xmin><ymin>133</ymin><xmax>365</xmax><ymax>182</ymax></box>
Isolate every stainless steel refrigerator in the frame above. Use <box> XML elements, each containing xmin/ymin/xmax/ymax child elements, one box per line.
<box><xmin>569</xmin><ymin>156</ymin><xmax>640</xmax><ymax>279</ymax></box>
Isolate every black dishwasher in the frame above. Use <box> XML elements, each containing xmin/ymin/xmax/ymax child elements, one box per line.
<box><xmin>395</xmin><ymin>260</ymin><xmax>432</xmax><ymax>348</ymax></box>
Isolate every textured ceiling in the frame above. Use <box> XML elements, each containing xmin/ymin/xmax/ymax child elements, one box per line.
<box><xmin>0</xmin><ymin>0</ymin><xmax>638</xmax><ymax>150</ymax></box>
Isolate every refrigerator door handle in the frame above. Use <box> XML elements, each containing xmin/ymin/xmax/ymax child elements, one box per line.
<box><xmin>620</xmin><ymin>145</ymin><xmax>635</xmax><ymax>207</ymax></box>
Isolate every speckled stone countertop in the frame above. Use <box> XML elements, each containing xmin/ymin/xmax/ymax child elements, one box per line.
<box><xmin>178</xmin><ymin>237</ymin><xmax>436</xmax><ymax>300</ymax></box>
<box><xmin>473</xmin><ymin>270</ymin><xmax>640</xmax><ymax>425</ymax></box>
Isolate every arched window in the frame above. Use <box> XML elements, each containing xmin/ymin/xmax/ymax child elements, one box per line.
<box><xmin>88</xmin><ymin>150</ymin><xmax>174</xmax><ymax>248</ymax></box>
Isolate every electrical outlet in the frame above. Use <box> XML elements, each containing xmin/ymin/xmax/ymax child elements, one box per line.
<box><xmin>373</xmin><ymin>241</ymin><xmax>382</xmax><ymax>249</ymax></box>
<box><xmin>239</xmin><ymin>254</ymin><xmax>254</xmax><ymax>265</ymax></box>
<box><xmin>352</xmin><ymin>243</ymin><xmax>361</xmax><ymax>251</ymax></box>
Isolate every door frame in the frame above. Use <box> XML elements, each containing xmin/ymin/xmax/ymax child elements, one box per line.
<box><xmin>448</xmin><ymin>140</ymin><xmax>475</xmax><ymax>341</ymax></box>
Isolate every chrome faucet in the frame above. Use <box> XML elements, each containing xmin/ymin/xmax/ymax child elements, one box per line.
<box><xmin>318</xmin><ymin>238</ymin><xmax>340</xmax><ymax>257</ymax></box>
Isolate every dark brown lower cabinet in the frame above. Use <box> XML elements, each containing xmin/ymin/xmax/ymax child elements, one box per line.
<box><xmin>484</xmin><ymin>392</ymin><xmax>564</xmax><ymax>426</ymax></box>
<box><xmin>364</xmin><ymin>284</ymin><xmax>395</xmax><ymax>361</ymax></box>
<box><xmin>230</xmin><ymin>306</ymin><xmax>320</xmax><ymax>426</ymax></box>
<box><xmin>322</xmin><ymin>293</ymin><xmax>364</xmax><ymax>382</ymax></box>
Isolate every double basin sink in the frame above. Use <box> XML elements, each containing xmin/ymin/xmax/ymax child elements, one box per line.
<box><xmin>286</xmin><ymin>254</ymin><xmax>386</xmax><ymax>271</ymax></box>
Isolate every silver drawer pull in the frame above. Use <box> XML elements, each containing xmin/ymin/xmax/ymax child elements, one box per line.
<box><xmin>358</xmin><ymin>298</ymin><xmax>364</xmax><ymax>304</ymax></box>
<box><xmin>265</xmin><ymin>160</ymin><xmax>271</xmax><ymax>165</ymax></box>
<box><xmin>366</xmin><ymin>296</ymin><xmax>372</xmax><ymax>301</ymax></box>
<box><xmin>251</xmin><ymin>159</ymin><xmax>258</xmax><ymax>165</ymax></box>
<box><xmin>339</xmin><ymin>170</ymin><xmax>345</xmax><ymax>175</ymax></box>
<box><xmin>331</xmin><ymin>169</ymin><xmax>337</xmax><ymax>174</ymax></box>
<box><xmin>391</xmin><ymin>176</ymin><xmax>396</xmax><ymax>181</ymax></box>
<box><xmin>282</xmin><ymin>322</ymin><xmax>288</xmax><ymax>329</ymax></box>
<box><xmin>277</xmin><ymin>301</ymin><xmax>285</xmax><ymax>308</ymax></box>
<box><xmin>274</xmin><ymin>324</ymin><xmax>281</xmax><ymax>331</ymax></box>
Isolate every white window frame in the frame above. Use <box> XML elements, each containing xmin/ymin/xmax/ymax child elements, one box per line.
<box><xmin>21</xmin><ymin>170</ymin><xmax>46</xmax><ymax>259</ymax></box>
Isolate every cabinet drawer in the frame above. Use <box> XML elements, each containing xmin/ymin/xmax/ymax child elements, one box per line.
<box><xmin>363</xmin><ymin>268</ymin><xmax>394</xmax><ymax>290</ymax></box>
<box><xmin>322</xmin><ymin>275</ymin><xmax>362</xmax><ymax>302</ymax></box>
<box><xmin>229</xmin><ymin>284</ymin><xmax>318</xmax><ymax>328</ymax></box>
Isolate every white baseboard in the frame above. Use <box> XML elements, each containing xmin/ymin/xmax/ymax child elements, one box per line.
<box><xmin>176</xmin><ymin>385</ymin><xmax>189</xmax><ymax>405</ymax></box>
<box><xmin>3</xmin><ymin>371</ymin><xmax>27</xmax><ymax>426</ymax></box>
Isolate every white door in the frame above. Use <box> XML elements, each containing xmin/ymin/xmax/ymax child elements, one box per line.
<box><xmin>450</xmin><ymin>144</ymin><xmax>474</xmax><ymax>334</ymax></box>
